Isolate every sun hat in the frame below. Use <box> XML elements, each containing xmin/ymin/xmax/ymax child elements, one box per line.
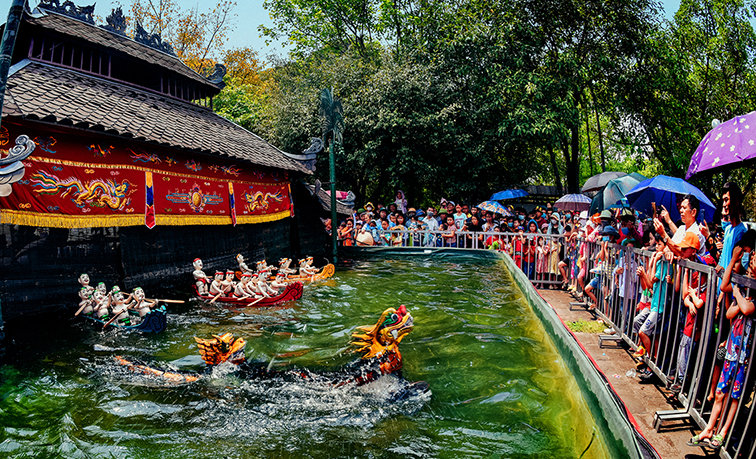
<box><xmin>620</xmin><ymin>207</ymin><xmax>636</xmax><ymax>222</ymax></box>
<box><xmin>415</xmin><ymin>209</ymin><xmax>426</xmax><ymax>217</ymax></box>
<box><xmin>600</xmin><ymin>210</ymin><xmax>612</xmax><ymax>220</ymax></box>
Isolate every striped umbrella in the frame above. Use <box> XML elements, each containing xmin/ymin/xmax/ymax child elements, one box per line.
<box><xmin>554</xmin><ymin>194</ymin><xmax>591</xmax><ymax>212</ymax></box>
<box><xmin>478</xmin><ymin>201</ymin><xmax>513</xmax><ymax>216</ymax></box>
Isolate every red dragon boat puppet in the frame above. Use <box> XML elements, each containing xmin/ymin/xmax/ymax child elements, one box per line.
<box><xmin>113</xmin><ymin>306</ymin><xmax>429</xmax><ymax>396</ymax></box>
<box><xmin>191</xmin><ymin>257</ymin><xmax>304</xmax><ymax>306</ymax></box>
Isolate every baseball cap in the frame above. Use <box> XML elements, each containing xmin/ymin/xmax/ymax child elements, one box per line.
<box><xmin>680</xmin><ymin>232</ymin><xmax>701</xmax><ymax>251</ymax></box>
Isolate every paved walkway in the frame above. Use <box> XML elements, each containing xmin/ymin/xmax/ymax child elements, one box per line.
<box><xmin>537</xmin><ymin>288</ymin><xmax>715</xmax><ymax>459</ymax></box>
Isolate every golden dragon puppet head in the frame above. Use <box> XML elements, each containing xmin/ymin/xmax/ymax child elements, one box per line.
<box><xmin>195</xmin><ymin>333</ymin><xmax>247</xmax><ymax>366</ymax></box>
<box><xmin>350</xmin><ymin>305</ymin><xmax>414</xmax><ymax>376</ymax></box>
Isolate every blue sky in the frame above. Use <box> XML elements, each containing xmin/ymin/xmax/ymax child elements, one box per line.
<box><xmin>2</xmin><ymin>0</ymin><xmax>681</xmax><ymax>62</ymax></box>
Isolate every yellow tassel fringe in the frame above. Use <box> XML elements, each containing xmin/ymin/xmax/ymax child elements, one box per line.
<box><xmin>1</xmin><ymin>209</ymin><xmax>292</xmax><ymax>229</ymax></box>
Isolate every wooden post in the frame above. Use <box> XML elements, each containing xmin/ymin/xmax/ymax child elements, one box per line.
<box><xmin>329</xmin><ymin>140</ymin><xmax>338</xmax><ymax>265</ymax></box>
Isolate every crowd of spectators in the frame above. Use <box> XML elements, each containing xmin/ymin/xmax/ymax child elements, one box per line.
<box><xmin>334</xmin><ymin>185</ymin><xmax>755</xmax><ymax>451</ymax></box>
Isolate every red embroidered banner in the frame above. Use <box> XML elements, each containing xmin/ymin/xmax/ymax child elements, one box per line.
<box><xmin>0</xmin><ymin>122</ymin><xmax>294</xmax><ymax>228</ymax></box>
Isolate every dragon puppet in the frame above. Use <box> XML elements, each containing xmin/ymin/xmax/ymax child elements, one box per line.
<box><xmin>113</xmin><ymin>306</ymin><xmax>423</xmax><ymax>391</ymax></box>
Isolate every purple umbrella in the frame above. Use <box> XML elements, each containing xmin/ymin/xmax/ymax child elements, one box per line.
<box><xmin>554</xmin><ymin>194</ymin><xmax>592</xmax><ymax>212</ymax></box>
<box><xmin>687</xmin><ymin>112</ymin><xmax>756</xmax><ymax>179</ymax></box>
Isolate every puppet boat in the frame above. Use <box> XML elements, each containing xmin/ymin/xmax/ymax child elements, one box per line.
<box><xmin>81</xmin><ymin>305</ymin><xmax>168</xmax><ymax>333</ymax></box>
<box><xmin>193</xmin><ymin>281</ymin><xmax>303</xmax><ymax>306</ymax></box>
<box><xmin>283</xmin><ymin>263</ymin><xmax>335</xmax><ymax>283</ymax></box>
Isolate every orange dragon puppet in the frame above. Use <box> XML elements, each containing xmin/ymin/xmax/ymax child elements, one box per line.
<box><xmin>113</xmin><ymin>306</ymin><xmax>424</xmax><ymax>392</ymax></box>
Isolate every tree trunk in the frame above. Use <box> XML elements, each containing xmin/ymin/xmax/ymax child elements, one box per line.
<box><xmin>585</xmin><ymin>109</ymin><xmax>594</xmax><ymax>176</ymax></box>
<box><xmin>562</xmin><ymin>125</ymin><xmax>581</xmax><ymax>194</ymax></box>
<box><xmin>549</xmin><ymin>147</ymin><xmax>563</xmax><ymax>195</ymax></box>
<box><xmin>590</xmin><ymin>86</ymin><xmax>606</xmax><ymax>172</ymax></box>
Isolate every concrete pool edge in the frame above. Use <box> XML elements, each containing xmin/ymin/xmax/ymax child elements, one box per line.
<box><xmin>341</xmin><ymin>247</ymin><xmax>660</xmax><ymax>459</ymax></box>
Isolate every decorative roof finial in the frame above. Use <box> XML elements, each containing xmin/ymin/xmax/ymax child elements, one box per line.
<box><xmin>134</xmin><ymin>22</ymin><xmax>176</xmax><ymax>56</ymax></box>
<box><xmin>101</xmin><ymin>7</ymin><xmax>127</xmax><ymax>36</ymax></box>
<box><xmin>205</xmin><ymin>63</ymin><xmax>227</xmax><ymax>88</ymax></box>
<box><xmin>37</xmin><ymin>0</ymin><xmax>95</xmax><ymax>24</ymax></box>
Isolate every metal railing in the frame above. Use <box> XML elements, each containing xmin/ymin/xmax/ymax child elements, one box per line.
<box><xmin>339</xmin><ymin>229</ymin><xmax>567</xmax><ymax>285</ymax></box>
<box><xmin>340</xmin><ymin>228</ymin><xmax>756</xmax><ymax>458</ymax></box>
<box><xmin>574</xmin><ymin>239</ymin><xmax>755</xmax><ymax>459</ymax></box>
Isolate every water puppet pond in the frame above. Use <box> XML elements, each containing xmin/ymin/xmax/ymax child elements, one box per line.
<box><xmin>0</xmin><ymin>257</ymin><xmax>625</xmax><ymax>458</ymax></box>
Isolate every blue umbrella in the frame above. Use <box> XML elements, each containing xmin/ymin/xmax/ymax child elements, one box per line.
<box><xmin>554</xmin><ymin>194</ymin><xmax>591</xmax><ymax>212</ymax></box>
<box><xmin>490</xmin><ymin>189</ymin><xmax>528</xmax><ymax>201</ymax></box>
<box><xmin>478</xmin><ymin>201</ymin><xmax>514</xmax><ymax>216</ymax></box>
<box><xmin>625</xmin><ymin>175</ymin><xmax>715</xmax><ymax>222</ymax></box>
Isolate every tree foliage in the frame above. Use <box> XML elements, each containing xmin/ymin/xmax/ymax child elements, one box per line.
<box><xmin>120</xmin><ymin>0</ymin><xmax>756</xmax><ymax>207</ymax></box>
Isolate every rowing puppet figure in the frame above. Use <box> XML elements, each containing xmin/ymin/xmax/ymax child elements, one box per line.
<box><xmin>222</xmin><ymin>270</ymin><xmax>236</xmax><ymax>295</ymax></box>
<box><xmin>78</xmin><ymin>287</ymin><xmax>94</xmax><ymax>316</ymax></box>
<box><xmin>299</xmin><ymin>258</ymin><xmax>318</xmax><ymax>276</ymax></box>
<box><xmin>256</xmin><ymin>274</ymin><xmax>277</xmax><ymax>297</ymax></box>
<box><xmin>192</xmin><ymin>258</ymin><xmax>210</xmax><ymax>295</ymax></box>
<box><xmin>129</xmin><ymin>287</ymin><xmax>157</xmax><ymax>318</ymax></box>
<box><xmin>278</xmin><ymin>258</ymin><xmax>297</xmax><ymax>276</ymax></box>
<box><xmin>270</xmin><ymin>272</ymin><xmax>288</xmax><ymax>290</ymax></box>
<box><xmin>237</xmin><ymin>254</ymin><xmax>252</xmax><ymax>274</ymax></box>
<box><xmin>234</xmin><ymin>273</ymin><xmax>253</xmax><ymax>298</ymax></box>
<box><xmin>111</xmin><ymin>291</ymin><xmax>131</xmax><ymax>326</ymax></box>
<box><xmin>209</xmin><ymin>271</ymin><xmax>225</xmax><ymax>296</ymax></box>
<box><xmin>93</xmin><ymin>291</ymin><xmax>110</xmax><ymax>320</ymax></box>
<box><xmin>78</xmin><ymin>273</ymin><xmax>90</xmax><ymax>289</ymax></box>
<box><xmin>297</xmin><ymin>258</ymin><xmax>309</xmax><ymax>275</ymax></box>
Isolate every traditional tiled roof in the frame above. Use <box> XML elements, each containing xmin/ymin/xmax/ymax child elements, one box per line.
<box><xmin>3</xmin><ymin>61</ymin><xmax>310</xmax><ymax>173</ymax></box>
<box><xmin>23</xmin><ymin>9</ymin><xmax>219</xmax><ymax>91</ymax></box>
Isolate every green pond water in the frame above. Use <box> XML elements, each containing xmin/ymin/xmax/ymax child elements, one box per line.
<box><xmin>0</xmin><ymin>258</ymin><xmax>612</xmax><ymax>458</ymax></box>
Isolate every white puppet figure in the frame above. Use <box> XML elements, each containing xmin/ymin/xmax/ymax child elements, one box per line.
<box><xmin>234</xmin><ymin>273</ymin><xmax>253</xmax><ymax>298</ymax></box>
<box><xmin>109</xmin><ymin>285</ymin><xmax>132</xmax><ymax>306</ymax></box>
<box><xmin>246</xmin><ymin>273</ymin><xmax>262</xmax><ymax>295</ymax></box>
<box><xmin>96</xmin><ymin>281</ymin><xmax>107</xmax><ymax>295</ymax></box>
<box><xmin>278</xmin><ymin>258</ymin><xmax>297</xmax><ymax>276</ymax></box>
<box><xmin>297</xmin><ymin>258</ymin><xmax>308</xmax><ymax>275</ymax></box>
<box><xmin>299</xmin><ymin>257</ymin><xmax>318</xmax><ymax>276</ymax></box>
<box><xmin>305</xmin><ymin>256</ymin><xmax>318</xmax><ymax>271</ymax></box>
<box><xmin>110</xmin><ymin>291</ymin><xmax>131</xmax><ymax>326</ymax></box>
<box><xmin>256</xmin><ymin>273</ymin><xmax>278</xmax><ymax>297</ymax></box>
<box><xmin>95</xmin><ymin>282</ymin><xmax>111</xmax><ymax>311</ymax></box>
<box><xmin>129</xmin><ymin>287</ymin><xmax>157</xmax><ymax>318</ymax></box>
<box><xmin>78</xmin><ymin>287</ymin><xmax>94</xmax><ymax>316</ymax></box>
<box><xmin>270</xmin><ymin>272</ymin><xmax>288</xmax><ymax>290</ymax></box>
<box><xmin>222</xmin><ymin>270</ymin><xmax>236</xmax><ymax>295</ymax></box>
<box><xmin>237</xmin><ymin>254</ymin><xmax>252</xmax><ymax>273</ymax></box>
<box><xmin>78</xmin><ymin>273</ymin><xmax>90</xmax><ymax>289</ymax></box>
<box><xmin>92</xmin><ymin>290</ymin><xmax>110</xmax><ymax>320</ymax></box>
<box><xmin>192</xmin><ymin>258</ymin><xmax>210</xmax><ymax>294</ymax></box>
<box><xmin>209</xmin><ymin>271</ymin><xmax>225</xmax><ymax>296</ymax></box>
<box><xmin>255</xmin><ymin>260</ymin><xmax>269</xmax><ymax>280</ymax></box>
